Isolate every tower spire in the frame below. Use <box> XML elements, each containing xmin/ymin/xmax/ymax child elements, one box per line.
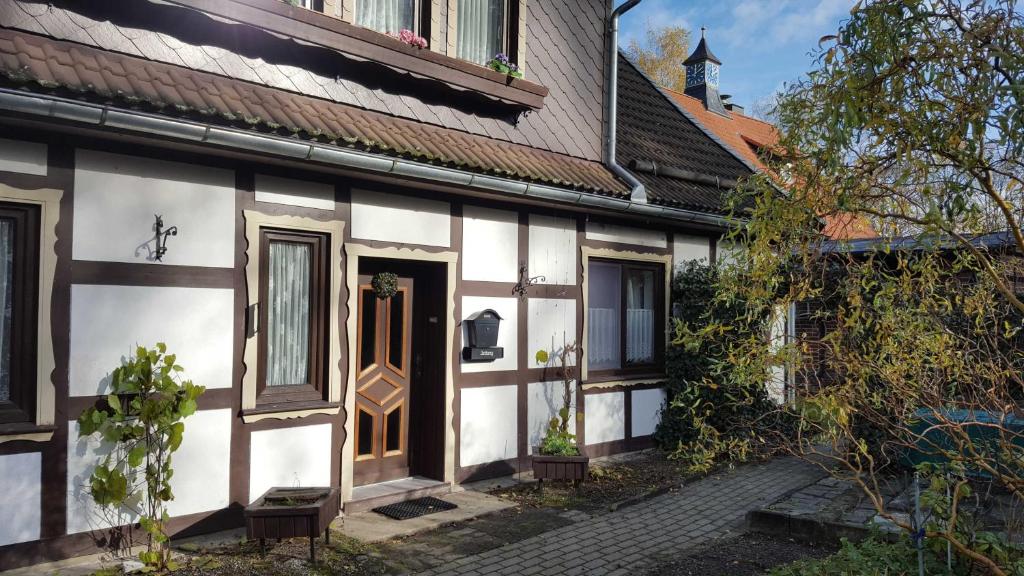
<box><xmin>684</xmin><ymin>29</ymin><xmax>726</xmax><ymax>114</ymax></box>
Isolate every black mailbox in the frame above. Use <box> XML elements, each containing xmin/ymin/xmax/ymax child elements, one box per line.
<box><xmin>463</xmin><ymin>309</ymin><xmax>504</xmax><ymax>362</ymax></box>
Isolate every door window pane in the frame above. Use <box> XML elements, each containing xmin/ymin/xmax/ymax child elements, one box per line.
<box><xmin>0</xmin><ymin>218</ymin><xmax>11</xmax><ymax>402</ymax></box>
<box><xmin>457</xmin><ymin>0</ymin><xmax>505</xmax><ymax>65</ymax></box>
<box><xmin>385</xmin><ymin>405</ymin><xmax>402</xmax><ymax>453</ymax></box>
<box><xmin>357</xmin><ymin>409</ymin><xmax>374</xmax><ymax>456</ymax></box>
<box><xmin>387</xmin><ymin>290</ymin><xmax>405</xmax><ymax>371</ymax></box>
<box><xmin>266</xmin><ymin>241</ymin><xmax>311</xmax><ymax>386</ymax></box>
<box><xmin>588</xmin><ymin>261</ymin><xmax>621</xmax><ymax>370</ymax></box>
<box><xmin>357</xmin><ymin>0</ymin><xmax>415</xmax><ymax>34</ymax></box>
<box><xmin>626</xmin><ymin>269</ymin><xmax>655</xmax><ymax>364</ymax></box>
<box><xmin>359</xmin><ymin>288</ymin><xmax>378</xmax><ymax>371</ymax></box>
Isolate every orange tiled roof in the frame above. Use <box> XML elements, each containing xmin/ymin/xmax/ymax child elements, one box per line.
<box><xmin>664</xmin><ymin>88</ymin><xmax>876</xmax><ymax>240</ymax></box>
<box><xmin>0</xmin><ymin>28</ymin><xmax>628</xmax><ymax>197</ymax></box>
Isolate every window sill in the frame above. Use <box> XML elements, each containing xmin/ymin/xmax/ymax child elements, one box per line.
<box><xmin>582</xmin><ymin>374</ymin><xmax>667</xmax><ymax>391</ymax></box>
<box><xmin>241</xmin><ymin>401</ymin><xmax>342</xmax><ymax>423</ymax></box>
<box><xmin>167</xmin><ymin>0</ymin><xmax>549</xmax><ymax>110</ymax></box>
<box><xmin>0</xmin><ymin>423</ymin><xmax>56</xmax><ymax>444</ymax></box>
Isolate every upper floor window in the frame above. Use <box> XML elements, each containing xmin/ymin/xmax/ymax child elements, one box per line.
<box><xmin>0</xmin><ymin>202</ymin><xmax>39</xmax><ymax>426</ymax></box>
<box><xmin>457</xmin><ymin>0</ymin><xmax>507</xmax><ymax>65</ymax></box>
<box><xmin>357</xmin><ymin>0</ymin><xmax>418</xmax><ymax>34</ymax></box>
<box><xmin>295</xmin><ymin>0</ymin><xmax>325</xmax><ymax>11</ymax></box>
<box><xmin>587</xmin><ymin>259</ymin><xmax>665</xmax><ymax>377</ymax></box>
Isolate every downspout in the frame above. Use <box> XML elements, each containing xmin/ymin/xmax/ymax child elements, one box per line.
<box><xmin>605</xmin><ymin>0</ymin><xmax>646</xmax><ymax>203</ymax></box>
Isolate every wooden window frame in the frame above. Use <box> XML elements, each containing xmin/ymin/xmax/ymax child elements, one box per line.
<box><xmin>449</xmin><ymin>0</ymin><xmax>522</xmax><ymax>68</ymax></box>
<box><xmin>256</xmin><ymin>229</ymin><xmax>330</xmax><ymax>406</ymax></box>
<box><xmin>586</xmin><ymin>258</ymin><xmax>666</xmax><ymax>381</ymax></box>
<box><xmin>0</xmin><ymin>202</ymin><xmax>40</xmax><ymax>427</ymax></box>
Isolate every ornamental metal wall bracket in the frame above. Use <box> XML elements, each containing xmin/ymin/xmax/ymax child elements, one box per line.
<box><xmin>512</xmin><ymin>262</ymin><xmax>544</xmax><ymax>300</ymax></box>
<box><xmin>153</xmin><ymin>214</ymin><xmax>178</xmax><ymax>262</ymax></box>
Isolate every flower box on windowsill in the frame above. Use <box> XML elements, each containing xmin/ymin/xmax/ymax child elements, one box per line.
<box><xmin>165</xmin><ymin>0</ymin><xmax>549</xmax><ymax>110</ymax></box>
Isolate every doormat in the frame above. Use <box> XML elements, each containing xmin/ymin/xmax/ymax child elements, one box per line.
<box><xmin>372</xmin><ymin>496</ymin><xmax>457</xmax><ymax>520</ymax></box>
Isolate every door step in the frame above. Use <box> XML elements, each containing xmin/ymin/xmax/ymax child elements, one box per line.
<box><xmin>345</xmin><ymin>476</ymin><xmax>451</xmax><ymax>514</ymax></box>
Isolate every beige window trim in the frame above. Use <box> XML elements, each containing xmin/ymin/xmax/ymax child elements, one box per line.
<box><xmin>241</xmin><ymin>210</ymin><xmax>346</xmax><ymax>416</ymax></box>
<box><xmin>580</xmin><ymin>247</ymin><xmax>672</xmax><ymax>383</ymax></box>
<box><xmin>0</xmin><ymin>185</ymin><xmax>60</xmax><ymax>442</ymax></box>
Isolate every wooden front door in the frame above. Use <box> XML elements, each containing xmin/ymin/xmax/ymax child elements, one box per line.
<box><xmin>354</xmin><ymin>274</ymin><xmax>413</xmax><ymax>485</ymax></box>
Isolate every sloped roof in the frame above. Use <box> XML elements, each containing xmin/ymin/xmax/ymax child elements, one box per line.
<box><xmin>616</xmin><ymin>54</ymin><xmax>752</xmax><ymax>214</ymax></box>
<box><xmin>665</xmin><ymin>87</ymin><xmax>878</xmax><ymax>240</ymax></box>
<box><xmin>0</xmin><ymin>28</ymin><xmax>628</xmax><ymax>197</ymax></box>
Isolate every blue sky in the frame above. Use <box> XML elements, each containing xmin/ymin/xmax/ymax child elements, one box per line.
<box><xmin>619</xmin><ymin>0</ymin><xmax>856</xmax><ymax>109</ymax></box>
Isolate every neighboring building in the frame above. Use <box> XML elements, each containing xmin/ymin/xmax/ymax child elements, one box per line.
<box><xmin>665</xmin><ymin>31</ymin><xmax>878</xmax><ymax>242</ymax></box>
<box><xmin>0</xmin><ymin>1</ymin><xmax>757</xmax><ymax>567</ymax></box>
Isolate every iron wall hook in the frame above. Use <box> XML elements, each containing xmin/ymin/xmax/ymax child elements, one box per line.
<box><xmin>153</xmin><ymin>214</ymin><xmax>178</xmax><ymax>262</ymax></box>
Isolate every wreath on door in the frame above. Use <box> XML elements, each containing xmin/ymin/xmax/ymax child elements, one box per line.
<box><xmin>371</xmin><ymin>272</ymin><xmax>398</xmax><ymax>299</ymax></box>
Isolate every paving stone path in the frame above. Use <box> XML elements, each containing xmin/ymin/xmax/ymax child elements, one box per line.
<box><xmin>420</xmin><ymin>457</ymin><xmax>827</xmax><ymax>576</ymax></box>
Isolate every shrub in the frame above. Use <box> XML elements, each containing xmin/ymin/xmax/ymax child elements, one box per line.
<box><xmin>78</xmin><ymin>343</ymin><xmax>204</xmax><ymax>569</ymax></box>
<box><xmin>653</xmin><ymin>261</ymin><xmax>791</xmax><ymax>472</ymax></box>
<box><xmin>771</xmin><ymin>536</ymin><xmax>969</xmax><ymax>576</ymax></box>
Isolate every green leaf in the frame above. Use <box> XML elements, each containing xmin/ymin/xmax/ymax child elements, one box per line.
<box><xmin>128</xmin><ymin>443</ymin><xmax>147</xmax><ymax>468</ymax></box>
<box><xmin>168</xmin><ymin>422</ymin><xmax>185</xmax><ymax>452</ymax></box>
<box><xmin>535</xmin><ymin>350</ymin><xmax>549</xmax><ymax>364</ymax></box>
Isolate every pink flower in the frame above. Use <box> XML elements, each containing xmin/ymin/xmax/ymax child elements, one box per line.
<box><xmin>395</xmin><ymin>28</ymin><xmax>428</xmax><ymax>49</ymax></box>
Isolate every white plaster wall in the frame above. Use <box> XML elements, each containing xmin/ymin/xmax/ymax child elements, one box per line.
<box><xmin>0</xmin><ymin>137</ymin><xmax>47</xmax><ymax>176</ymax></box>
<box><xmin>66</xmin><ymin>409</ymin><xmax>232</xmax><ymax>534</ymax></box>
<box><xmin>460</xmin><ymin>385</ymin><xmax>517</xmax><ymax>466</ymax></box>
<box><xmin>69</xmin><ymin>285</ymin><xmax>234</xmax><ymax>396</ymax></box>
<box><xmin>73</xmin><ymin>149</ymin><xmax>235</xmax><ymax>267</ymax></box>
<box><xmin>350</xmin><ymin>189</ymin><xmax>450</xmax><ymax>247</ymax></box>
<box><xmin>717</xmin><ymin>238</ymin><xmax>744</xmax><ymax>266</ymax></box>
<box><xmin>528</xmin><ymin>298</ymin><xmax>576</xmax><ymax>367</ymax></box>
<box><xmin>527</xmin><ymin>381</ymin><xmax>576</xmax><ymax>455</ymax></box>
<box><xmin>672</xmin><ymin>234</ymin><xmax>711</xmax><ymax>272</ymax></box>
<box><xmin>585</xmin><ymin>391</ymin><xmax>625</xmax><ymax>445</ymax></box>
<box><xmin>250</xmin><ymin>424</ymin><xmax>332</xmax><ymax>503</ymax></box>
<box><xmin>529</xmin><ymin>214</ymin><xmax>576</xmax><ymax>285</ymax></box>
<box><xmin>460</xmin><ymin>296</ymin><xmax>518</xmax><ymax>373</ymax></box>
<box><xmin>0</xmin><ymin>452</ymin><xmax>41</xmax><ymax>546</ymax></box>
<box><xmin>586</xmin><ymin>222</ymin><xmax>667</xmax><ymax>248</ymax></box>
<box><xmin>462</xmin><ymin>206</ymin><xmax>517</xmax><ymax>282</ymax></box>
<box><xmin>67</xmin><ymin>420</ymin><xmax>138</xmax><ymax>534</ymax></box>
<box><xmin>255</xmin><ymin>174</ymin><xmax>335</xmax><ymax>211</ymax></box>
<box><xmin>165</xmin><ymin>409</ymin><xmax>231</xmax><ymax>518</ymax></box>
<box><xmin>631</xmin><ymin>388</ymin><xmax>666</xmax><ymax>438</ymax></box>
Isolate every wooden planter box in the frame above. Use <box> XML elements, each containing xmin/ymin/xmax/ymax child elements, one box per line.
<box><xmin>245</xmin><ymin>487</ymin><xmax>340</xmax><ymax>562</ymax></box>
<box><xmin>532</xmin><ymin>446</ymin><xmax>589</xmax><ymax>485</ymax></box>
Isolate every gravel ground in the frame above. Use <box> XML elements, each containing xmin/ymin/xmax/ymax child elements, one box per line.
<box><xmin>645</xmin><ymin>532</ymin><xmax>837</xmax><ymax>576</ymax></box>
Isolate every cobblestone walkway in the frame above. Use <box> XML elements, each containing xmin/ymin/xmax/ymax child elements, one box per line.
<box><xmin>420</xmin><ymin>457</ymin><xmax>827</xmax><ymax>576</ymax></box>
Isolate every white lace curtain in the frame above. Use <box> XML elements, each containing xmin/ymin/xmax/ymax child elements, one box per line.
<box><xmin>626</xmin><ymin>270</ymin><xmax>654</xmax><ymax>363</ymax></box>
<box><xmin>457</xmin><ymin>0</ymin><xmax>505</xmax><ymax>64</ymax></box>
<box><xmin>356</xmin><ymin>0</ymin><xmax>415</xmax><ymax>34</ymax></box>
<box><xmin>588</xmin><ymin>262</ymin><xmax>621</xmax><ymax>370</ymax></box>
<box><xmin>0</xmin><ymin>219</ymin><xmax>11</xmax><ymax>401</ymax></box>
<box><xmin>266</xmin><ymin>241</ymin><xmax>311</xmax><ymax>387</ymax></box>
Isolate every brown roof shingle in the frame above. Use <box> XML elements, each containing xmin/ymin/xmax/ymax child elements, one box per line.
<box><xmin>0</xmin><ymin>28</ymin><xmax>628</xmax><ymax>197</ymax></box>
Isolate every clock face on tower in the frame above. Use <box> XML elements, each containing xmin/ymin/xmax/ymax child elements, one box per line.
<box><xmin>685</xmin><ymin>62</ymin><xmax>705</xmax><ymax>88</ymax></box>
<box><xmin>706</xmin><ymin>63</ymin><xmax>720</xmax><ymax>87</ymax></box>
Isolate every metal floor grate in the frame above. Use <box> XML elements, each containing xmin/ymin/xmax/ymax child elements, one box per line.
<box><xmin>372</xmin><ymin>496</ymin><xmax>457</xmax><ymax>520</ymax></box>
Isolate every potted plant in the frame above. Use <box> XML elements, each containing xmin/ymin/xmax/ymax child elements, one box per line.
<box><xmin>532</xmin><ymin>342</ymin><xmax>589</xmax><ymax>489</ymax></box>
<box><xmin>245</xmin><ymin>486</ymin><xmax>340</xmax><ymax>562</ymax></box>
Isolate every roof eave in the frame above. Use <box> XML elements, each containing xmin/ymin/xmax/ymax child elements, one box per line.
<box><xmin>0</xmin><ymin>88</ymin><xmax>739</xmax><ymax>229</ymax></box>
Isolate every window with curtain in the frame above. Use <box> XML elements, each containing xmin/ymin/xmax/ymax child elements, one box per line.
<box><xmin>0</xmin><ymin>202</ymin><xmax>39</xmax><ymax>426</ymax></box>
<box><xmin>356</xmin><ymin>0</ymin><xmax>417</xmax><ymax>34</ymax></box>
<box><xmin>258</xmin><ymin>229</ymin><xmax>328</xmax><ymax>403</ymax></box>
<box><xmin>457</xmin><ymin>0</ymin><xmax>506</xmax><ymax>65</ymax></box>
<box><xmin>587</xmin><ymin>259</ymin><xmax>664</xmax><ymax>376</ymax></box>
